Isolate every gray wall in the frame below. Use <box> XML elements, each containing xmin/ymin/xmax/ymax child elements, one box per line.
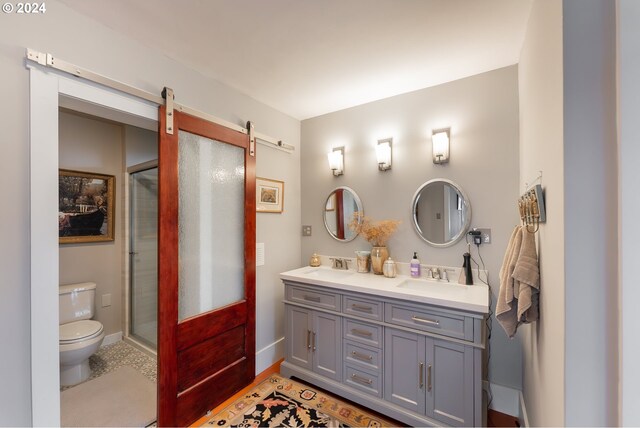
<box><xmin>58</xmin><ymin>111</ymin><xmax>124</xmax><ymax>337</ymax></box>
<box><xmin>300</xmin><ymin>66</ymin><xmax>521</xmax><ymax>389</ymax></box>
<box><xmin>0</xmin><ymin>1</ymin><xmax>300</xmax><ymax>424</ymax></box>
<box><xmin>562</xmin><ymin>0</ymin><xmax>618</xmax><ymax>425</ymax></box>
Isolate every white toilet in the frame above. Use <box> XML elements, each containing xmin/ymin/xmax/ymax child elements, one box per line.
<box><xmin>59</xmin><ymin>282</ymin><xmax>105</xmax><ymax>386</ymax></box>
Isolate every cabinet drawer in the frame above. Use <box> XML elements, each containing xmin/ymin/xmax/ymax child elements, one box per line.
<box><xmin>287</xmin><ymin>285</ymin><xmax>340</xmax><ymax>311</ymax></box>
<box><xmin>343</xmin><ymin>295</ymin><xmax>383</xmax><ymax>321</ymax></box>
<box><xmin>385</xmin><ymin>303</ymin><xmax>473</xmax><ymax>341</ymax></box>
<box><xmin>344</xmin><ymin>364</ymin><xmax>382</xmax><ymax>397</ymax></box>
<box><xmin>344</xmin><ymin>319</ymin><xmax>382</xmax><ymax>348</ymax></box>
<box><xmin>344</xmin><ymin>341</ymin><xmax>381</xmax><ymax>372</ymax></box>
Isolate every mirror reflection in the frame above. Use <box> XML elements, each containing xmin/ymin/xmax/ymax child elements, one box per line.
<box><xmin>412</xmin><ymin>179</ymin><xmax>471</xmax><ymax>247</ymax></box>
<box><xmin>323</xmin><ymin>187</ymin><xmax>363</xmax><ymax>242</ymax></box>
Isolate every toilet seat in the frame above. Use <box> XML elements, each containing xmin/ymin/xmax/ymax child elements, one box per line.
<box><xmin>59</xmin><ymin>320</ymin><xmax>104</xmax><ymax>344</ymax></box>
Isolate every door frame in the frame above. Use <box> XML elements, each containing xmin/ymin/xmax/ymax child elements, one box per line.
<box><xmin>28</xmin><ymin>64</ymin><xmax>159</xmax><ymax>426</ymax></box>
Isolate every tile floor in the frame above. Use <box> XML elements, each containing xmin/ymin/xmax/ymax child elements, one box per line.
<box><xmin>61</xmin><ymin>340</ymin><xmax>157</xmax><ymax>391</ymax></box>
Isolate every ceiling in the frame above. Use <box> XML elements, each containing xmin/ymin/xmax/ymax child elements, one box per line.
<box><xmin>60</xmin><ymin>0</ymin><xmax>532</xmax><ymax>120</ymax></box>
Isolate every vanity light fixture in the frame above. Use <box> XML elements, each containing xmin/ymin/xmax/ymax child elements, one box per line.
<box><xmin>432</xmin><ymin>128</ymin><xmax>450</xmax><ymax>165</ymax></box>
<box><xmin>328</xmin><ymin>147</ymin><xmax>344</xmax><ymax>176</ymax></box>
<box><xmin>376</xmin><ymin>138</ymin><xmax>392</xmax><ymax>171</ymax></box>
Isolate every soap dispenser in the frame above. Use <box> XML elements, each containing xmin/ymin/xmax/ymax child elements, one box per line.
<box><xmin>410</xmin><ymin>252</ymin><xmax>421</xmax><ymax>277</ymax></box>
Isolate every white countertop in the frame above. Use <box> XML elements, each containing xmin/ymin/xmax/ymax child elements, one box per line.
<box><xmin>280</xmin><ymin>266</ymin><xmax>489</xmax><ymax>314</ymax></box>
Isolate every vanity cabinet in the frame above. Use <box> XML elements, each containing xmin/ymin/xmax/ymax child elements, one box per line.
<box><xmin>281</xmin><ymin>280</ymin><xmax>486</xmax><ymax>427</ymax></box>
<box><xmin>285</xmin><ymin>295</ymin><xmax>342</xmax><ymax>381</ymax></box>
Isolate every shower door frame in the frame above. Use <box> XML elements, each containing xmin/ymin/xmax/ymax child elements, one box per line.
<box><xmin>125</xmin><ymin>160</ymin><xmax>159</xmax><ymax>353</ymax></box>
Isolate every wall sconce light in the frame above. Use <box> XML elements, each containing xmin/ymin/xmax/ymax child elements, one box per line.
<box><xmin>432</xmin><ymin>128</ymin><xmax>450</xmax><ymax>164</ymax></box>
<box><xmin>376</xmin><ymin>138</ymin><xmax>392</xmax><ymax>171</ymax></box>
<box><xmin>327</xmin><ymin>147</ymin><xmax>344</xmax><ymax>176</ymax></box>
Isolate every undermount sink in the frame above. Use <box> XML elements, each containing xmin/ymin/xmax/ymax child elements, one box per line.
<box><xmin>300</xmin><ymin>268</ymin><xmax>355</xmax><ymax>280</ymax></box>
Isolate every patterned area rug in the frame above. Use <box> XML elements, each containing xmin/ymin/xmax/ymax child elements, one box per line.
<box><xmin>201</xmin><ymin>374</ymin><xmax>392</xmax><ymax>427</ymax></box>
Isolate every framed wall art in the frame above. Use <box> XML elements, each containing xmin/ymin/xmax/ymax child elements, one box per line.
<box><xmin>256</xmin><ymin>177</ymin><xmax>284</xmax><ymax>213</ymax></box>
<box><xmin>58</xmin><ymin>169</ymin><xmax>115</xmax><ymax>244</ymax></box>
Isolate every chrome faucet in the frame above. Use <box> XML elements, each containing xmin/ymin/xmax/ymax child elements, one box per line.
<box><xmin>330</xmin><ymin>257</ymin><xmax>350</xmax><ymax>270</ymax></box>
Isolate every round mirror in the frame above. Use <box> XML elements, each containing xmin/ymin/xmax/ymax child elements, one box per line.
<box><xmin>411</xmin><ymin>179</ymin><xmax>471</xmax><ymax>247</ymax></box>
<box><xmin>323</xmin><ymin>186</ymin><xmax>363</xmax><ymax>242</ymax></box>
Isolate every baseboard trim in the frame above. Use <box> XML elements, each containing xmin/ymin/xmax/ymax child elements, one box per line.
<box><xmin>519</xmin><ymin>390</ymin><xmax>530</xmax><ymax>427</ymax></box>
<box><xmin>101</xmin><ymin>331</ymin><xmax>122</xmax><ymax>347</ymax></box>
<box><xmin>488</xmin><ymin>383</ymin><xmax>520</xmax><ymax>418</ymax></box>
<box><xmin>255</xmin><ymin>337</ymin><xmax>284</xmax><ymax>375</ymax></box>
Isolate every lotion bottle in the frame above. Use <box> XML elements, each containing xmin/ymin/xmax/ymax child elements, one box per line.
<box><xmin>410</xmin><ymin>252</ymin><xmax>421</xmax><ymax>277</ymax></box>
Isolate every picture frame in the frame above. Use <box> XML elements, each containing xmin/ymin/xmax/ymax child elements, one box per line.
<box><xmin>58</xmin><ymin>169</ymin><xmax>115</xmax><ymax>244</ymax></box>
<box><xmin>256</xmin><ymin>177</ymin><xmax>284</xmax><ymax>213</ymax></box>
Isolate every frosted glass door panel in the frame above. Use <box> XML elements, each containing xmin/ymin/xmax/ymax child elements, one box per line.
<box><xmin>178</xmin><ymin>130</ymin><xmax>245</xmax><ymax>321</ymax></box>
<box><xmin>130</xmin><ymin>167</ymin><xmax>158</xmax><ymax>348</ymax></box>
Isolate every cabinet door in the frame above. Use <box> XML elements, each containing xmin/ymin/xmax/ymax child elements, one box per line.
<box><xmin>312</xmin><ymin>311</ymin><xmax>342</xmax><ymax>381</ymax></box>
<box><xmin>428</xmin><ymin>338</ymin><xmax>474</xmax><ymax>427</ymax></box>
<box><xmin>384</xmin><ymin>328</ymin><xmax>426</xmax><ymax>414</ymax></box>
<box><xmin>285</xmin><ymin>305</ymin><xmax>312</xmax><ymax>370</ymax></box>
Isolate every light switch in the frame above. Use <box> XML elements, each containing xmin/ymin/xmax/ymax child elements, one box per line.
<box><xmin>302</xmin><ymin>225</ymin><xmax>312</xmax><ymax>236</ymax></box>
<box><xmin>256</xmin><ymin>243</ymin><xmax>265</xmax><ymax>266</ymax></box>
<box><xmin>101</xmin><ymin>294</ymin><xmax>111</xmax><ymax>307</ymax></box>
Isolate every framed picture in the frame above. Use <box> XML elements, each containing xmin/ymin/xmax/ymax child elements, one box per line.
<box><xmin>58</xmin><ymin>169</ymin><xmax>115</xmax><ymax>244</ymax></box>
<box><xmin>256</xmin><ymin>177</ymin><xmax>284</xmax><ymax>213</ymax></box>
<box><xmin>325</xmin><ymin>193</ymin><xmax>336</xmax><ymax>211</ymax></box>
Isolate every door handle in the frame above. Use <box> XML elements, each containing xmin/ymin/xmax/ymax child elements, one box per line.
<box><xmin>427</xmin><ymin>364</ymin><xmax>432</xmax><ymax>392</ymax></box>
<box><xmin>419</xmin><ymin>362</ymin><xmax>424</xmax><ymax>389</ymax></box>
<box><xmin>312</xmin><ymin>331</ymin><xmax>316</xmax><ymax>351</ymax></box>
<box><xmin>306</xmin><ymin>330</ymin><xmax>311</xmax><ymax>349</ymax></box>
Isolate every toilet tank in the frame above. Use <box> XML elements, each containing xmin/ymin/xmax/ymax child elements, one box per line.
<box><xmin>59</xmin><ymin>282</ymin><xmax>97</xmax><ymax>325</ymax></box>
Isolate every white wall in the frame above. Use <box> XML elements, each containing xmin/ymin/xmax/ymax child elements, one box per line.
<box><xmin>517</xmin><ymin>1</ymin><xmax>565</xmax><ymax>425</ymax></box>
<box><xmin>0</xmin><ymin>1</ymin><xmax>300</xmax><ymax>424</ymax></box>
<box><xmin>58</xmin><ymin>111</ymin><xmax>124</xmax><ymax>337</ymax></box>
<box><xmin>519</xmin><ymin>1</ymin><xmax>619</xmax><ymax>425</ymax></box>
<box><xmin>618</xmin><ymin>1</ymin><xmax>640</xmax><ymax>424</ymax></box>
<box><xmin>300</xmin><ymin>66</ymin><xmax>522</xmax><ymax>390</ymax></box>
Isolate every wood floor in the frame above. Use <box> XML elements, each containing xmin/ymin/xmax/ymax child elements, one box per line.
<box><xmin>191</xmin><ymin>358</ymin><xmax>520</xmax><ymax>427</ymax></box>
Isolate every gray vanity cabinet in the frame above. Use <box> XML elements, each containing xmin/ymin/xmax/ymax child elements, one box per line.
<box><xmin>282</xmin><ymin>281</ymin><xmax>485</xmax><ymax>427</ymax></box>
<box><xmin>285</xmin><ymin>303</ymin><xmax>342</xmax><ymax>381</ymax></box>
<box><xmin>384</xmin><ymin>328</ymin><xmax>474</xmax><ymax>427</ymax></box>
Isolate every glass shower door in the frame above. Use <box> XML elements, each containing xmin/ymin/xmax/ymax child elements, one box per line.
<box><xmin>129</xmin><ymin>167</ymin><xmax>158</xmax><ymax>349</ymax></box>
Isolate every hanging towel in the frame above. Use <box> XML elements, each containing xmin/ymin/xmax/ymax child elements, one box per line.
<box><xmin>496</xmin><ymin>226</ymin><xmax>523</xmax><ymax>338</ymax></box>
<box><xmin>513</xmin><ymin>228</ymin><xmax>540</xmax><ymax>324</ymax></box>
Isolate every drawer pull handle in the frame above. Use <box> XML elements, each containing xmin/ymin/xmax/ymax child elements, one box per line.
<box><xmin>351</xmin><ymin>374</ymin><xmax>373</xmax><ymax>385</ymax></box>
<box><xmin>351</xmin><ymin>328</ymin><xmax>373</xmax><ymax>338</ymax></box>
<box><xmin>306</xmin><ymin>330</ymin><xmax>311</xmax><ymax>349</ymax></box>
<box><xmin>419</xmin><ymin>362</ymin><xmax>424</xmax><ymax>389</ymax></box>
<box><xmin>427</xmin><ymin>364</ymin><xmax>432</xmax><ymax>392</ymax></box>
<box><xmin>351</xmin><ymin>351</ymin><xmax>373</xmax><ymax>361</ymax></box>
<box><xmin>304</xmin><ymin>295</ymin><xmax>321</xmax><ymax>302</ymax></box>
<box><xmin>351</xmin><ymin>304</ymin><xmax>373</xmax><ymax>313</ymax></box>
<box><xmin>411</xmin><ymin>315</ymin><xmax>440</xmax><ymax>326</ymax></box>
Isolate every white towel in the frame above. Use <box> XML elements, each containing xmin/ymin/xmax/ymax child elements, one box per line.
<box><xmin>496</xmin><ymin>226</ymin><xmax>523</xmax><ymax>338</ymax></box>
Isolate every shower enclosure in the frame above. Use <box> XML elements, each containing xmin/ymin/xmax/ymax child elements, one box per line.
<box><xmin>128</xmin><ymin>166</ymin><xmax>158</xmax><ymax>349</ymax></box>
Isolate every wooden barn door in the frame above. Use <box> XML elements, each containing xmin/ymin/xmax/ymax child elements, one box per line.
<box><xmin>157</xmin><ymin>107</ymin><xmax>256</xmax><ymax>426</ymax></box>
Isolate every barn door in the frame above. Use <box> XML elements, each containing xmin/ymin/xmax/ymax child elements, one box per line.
<box><xmin>157</xmin><ymin>106</ymin><xmax>256</xmax><ymax>426</ymax></box>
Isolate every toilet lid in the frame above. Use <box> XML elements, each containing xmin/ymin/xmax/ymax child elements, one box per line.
<box><xmin>59</xmin><ymin>320</ymin><xmax>103</xmax><ymax>343</ymax></box>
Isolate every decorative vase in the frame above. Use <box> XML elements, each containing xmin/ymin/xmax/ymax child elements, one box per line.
<box><xmin>370</xmin><ymin>246</ymin><xmax>389</xmax><ymax>275</ymax></box>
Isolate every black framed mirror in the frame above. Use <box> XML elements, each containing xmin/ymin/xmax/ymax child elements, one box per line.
<box><xmin>323</xmin><ymin>186</ymin><xmax>363</xmax><ymax>242</ymax></box>
<box><xmin>411</xmin><ymin>179</ymin><xmax>471</xmax><ymax>247</ymax></box>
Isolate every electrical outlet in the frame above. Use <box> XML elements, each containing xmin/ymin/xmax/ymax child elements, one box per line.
<box><xmin>477</xmin><ymin>228</ymin><xmax>492</xmax><ymax>244</ymax></box>
<box><xmin>302</xmin><ymin>225</ymin><xmax>312</xmax><ymax>236</ymax></box>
